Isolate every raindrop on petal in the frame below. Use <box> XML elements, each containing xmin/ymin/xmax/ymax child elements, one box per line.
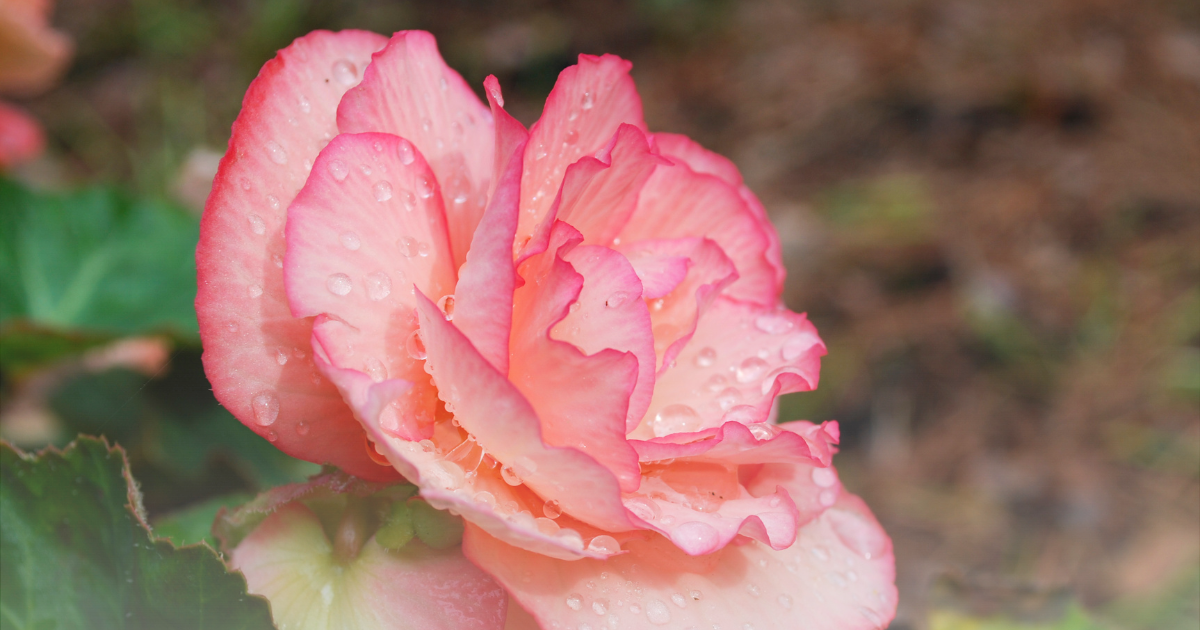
<box><xmin>406</xmin><ymin>330</ymin><xmax>427</xmax><ymax>360</ymax></box>
<box><xmin>331</xmin><ymin>59</ymin><xmax>358</xmax><ymax>86</ymax></box>
<box><xmin>397</xmin><ymin>140</ymin><xmax>415</xmax><ymax>165</ymax></box>
<box><xmin>265</xmin><ymin>141</ymin><xmax>287</xmax><ymax>165</ymax></box>
<box><xmin>328</xmin><ymin>159</ymin><xmax>349</xmax><ymax>181</ymax></box>
<box><xmin>326</xmin><ymin>273</ymin><xmax>352</xmax><ymax>296</ymax></box>
<box><xmin>373</xmin><ymin>181</ymin><xmax>393</xmax><ymax>202</ymax></box>
<box><xmin>251</xmin><ymin>392</ymin><xmax>279</xmax><ymax>426</ymax></box>
<box><xmin>339</xmin><ymin>231</ymin><xmax>361</xmax><ymax>250</ymax></box>
<box><xmin>736</xmin><ymin>357</ymin><xmax>769</xmax><ymax>383</ymax></box>
<box><xmin>365</xmin><ymin>271</ymin><xmax>391</xmax><ymax>301</ymax></box>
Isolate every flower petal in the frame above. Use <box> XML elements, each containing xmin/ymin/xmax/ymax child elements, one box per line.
<box><xmin>336</xmin><ymin>31</ymin><xmax>494</xmax><ymax>267</ymax></box>
<box><xmin>629</xmin><ymin>420</ymin><xmax>840</xmax><ymax>467</ymax></box>
<box><xmin>511</xmin><ymin>222</ymin><xmax>649</xmax><ymax>484</ymax></box>
<box><xmin>0</xmin><ymin>101</ymin><xmax>44</xmax><ymax>168</ymax></box>
<box><xmin>230</xmin><ymin>502</ymin><xmax>508</xmax><ymax>630</ymax></box>
<box><xmin>415</xmin><ymin>290</ymin><xmax>636</xmax><ymax>533</ymax></box>
<box><xmin>634</xmin><ymin>297</ymin><xmax>826</xmax><ymax>439</ymax></box>
<box><xmin>285</xmin><ymin>132</ymin><xmax>457</xmax><ymax>439</ymax></box>
<box><xmin>517</xmin><ymin>54</ymin><xmax>647</xmax><ymax>245</ymax></box>
<box><xmin>450</xmin><ymin>76</ymin><xmax>527</xmax><ymax>375</ymax></box>
<box><xmin>464</xmin><ymin>490</ymin><xmax>897</xmax><ymax>630</ymax></box>
<box><xmin>617</xmin><ymin>237</ymin><xmax>738</xmax><ymax>372</ymax></box>
<box><xmin>195</xmin><ymin>30</ymin><xmax>392</xmax><ymax>480</ymax></box>
<box><xmin>619</xmin><ymin>148</ymin><xmax>780</xmax><ymax>305</ymax></box>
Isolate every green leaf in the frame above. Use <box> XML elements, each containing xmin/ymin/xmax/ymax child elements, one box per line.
<box><xmin>152</xmin><ymin>493</ymin><xmax>254</xmax><ymax>548</ymax></box>
<box><xmin>0</xmin><ymin>178</ymin><xmax>200</xmax><ymax>371</ymax></box>
<box><xmin>0</xmin><ymin>437</ymin><xmax>275</xmax><ymax>630</ymax></box>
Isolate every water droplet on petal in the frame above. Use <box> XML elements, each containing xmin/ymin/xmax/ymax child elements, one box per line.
<box><xmin>587</xmin><ymin>535</ymin><xmax>620</xmax><ymax>555</ymax></box>
<box><xmin>417</xmin><ymin>241</ymin><xmax>431</xmax><ymax>257</ymax></box>
<box><xmin>474</xmin><ymin>491</ymin><xmax>497</xmax><ymax>508</ymax></box>
<box><xmin>437</xmin><ymin>294</ymin><xmax>455</xmax><ymax>320</ymax></box>
<box><xmin>819</xmin><ymin>489</ymin><xmax>837</xmax><ymax>506</ymax></box>
<box><xmin>671</xmin><ymin>521</ymin><xmax>719</xmax><ymax>553</ymax></box>
<box><xmin>534</xmin><ymin>143</ymin><xmax>548</xmax><ymax>160</ymax></box>
<box><xmin>365</xmin><ymin>271</ymin><xmax>391</xmax><ymax>301</ymax></box>
<box><xmin>749</xmin><ymin>423</ymin><xmax>776</xmax><ymax>440</ymax></box>
<box><xmin>693</xmin><ymin>347</ymin><xmax>716</xmax><ymax>367</ymax></box>
<box><xmin>591</xmin><ymin>600</ymin><xmax>608</xmax><ymax>615</ymax></box>
<box><xmin>265</xmin><ymin>141</ymin><xmax>288</xmax><ymax>165</ymax></box>
<box><xmin>373</xmin><ymin>180</ymin><xmax>393</xmax><ymax>202</ymax></box>
<box><xmin>417</xmin><ymin>175</ymin><xmax>435</xmax><ymax>199</ymax></box>
<box><xmin>644</xmin><ymin>599</ymin><xmax>670</xmax><ymax>625</ymax></box>
<box><xmin>339</xmin><ymin>231</ymin><xmax>361</xmax><ymax>250</ymax></box>
<box><xmin>332</xmin><ymin>59</ymin><xmax>358</xmax><ymax>86</ymax></box>
<box><xmin>364</xmin><ymin>357</ymin><xmax>387</xmax><ymax>382</ymax></box>
<box><xmin>248</xmin><ymin>284</ymin><xmax>263</xmax><ymax>298</ymax></box>
<box><xmin>295</xmin><ymin>421</ymin><xmax>310</xmax><ymax>436</ymax></box>
<box><xmin>716</xmin><ymin>387</ymin><xmax>742</xmax><ymax>411</ymax></box>
<box><xmin>251</xmin><ymin>392</ymin><xmax>279</xmax><ymax>426</ymax></box>
<box><xmin>248</xmin><ymin>214</ymin><xmax>266</xmax><ymax>235</ymax></box>
<box><xmin>812</xmin><ymin>467</ymin><xmax>838</xmax><ymax>488</ymax></box>
<box><xmin>736</xmin><ymin>357</ymin><xmax>769</xmax><ymax>383</ymax></box>
<box><xmin>755</xmin><ymin>313</ymin><xmax>794</xmax><ymax>334</ymax></box>
<box><xmin>398</xmin><ymin>237</ymin><xmax>418</xmax><ymax>258</ymax></box>
<box><xmin>328</xmin><ymin>159</ymin><xmax>349</xmax><ymax>181</ymax></box>
<box><xmin>605</xmin><ymin>291</ymin><xmax>635</xmax><ymax>308</ymax></box>
<box><xmin>651</xmin><ymin>404</ymin><xmax>701</xmax><ymax>437</ymax></box>
<box><xmin>275</xmin><ymin>349</ymin><xmax>289</xmax><ymax>365</ymax></box>
<box><xmin>266</xmin><ymin>194</ymin><xmax>280</xmax><ymax>210</ymax></box>
<box><xmin>543</xmin><ymin>499</ymin><xmax>562</xmax><ymax>519</ymax></box>
<box><xmin>565</xmin><ymin>129</ymin><xmax>579</xmax><ymax>145</ymax></box>
<box><xmin>405</xmin><ymin>330</ymin><xmax>427</xmax><ymax>360</ymax></box>
<box><xmin>500</xmin><ymin>465</ymin><xmax>522</xmax><ymax>486</ymax></box>
<box><xmin>566</xmin><ymin>594</ymin><xmax>583</xmax><ymax>611</ymax></box>
<box><xmin>266</xmin><ymin>430</ymin><xmax>278</xmax><ymax>442</ymax></box>
<box><xmin>420</xmin><ymin>117</ymin><xmax>432</xmax><ymax>133</ymax></box>
<box><xmin>581</xmin><ymin>91</ymin><xmax>595</xmax><ymax>110</ymax></box>
<box><xmin>397</xmin><ymin>140</ymin><xmax>415</xmax><ymax>165</ymax></box>
<box><xmin>297</xmin><ymin>95</ymin><xmax>311</xmax><ymax>113</ymax></box>
<box><xmin>326</xmin><ymin>273</ymin><xmax>352</xmax><ymax>296</ymax></box>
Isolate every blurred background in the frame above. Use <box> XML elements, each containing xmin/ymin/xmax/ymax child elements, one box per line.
<box><xmin>1</xmin><ymin>1</ymin><xmax>1197</xmax><ymax>628</ymax></box>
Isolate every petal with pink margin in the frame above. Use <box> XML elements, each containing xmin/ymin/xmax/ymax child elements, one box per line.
<box><xmin>619</xmin><ymin>149</ymin><xmax>778</xmax><ymax>306</ymax></box>
<box><xmin>337</xmin><ymin>31</ymin><xmax>494</xmax><ymax>267</ymax></box>
<box><xmin>617</xmin><ymin>237</ymin><xmax>737</xmax><ymax>372</ymax></box>
<box><xmin>230</xmin><ymin>502</ymin><xmax>508</xmax><ymax>630</ymax></box>
<box><xmin>195</xmin><ymin>30</ymin><xmax>394</xmax><ymax>480</ymax></box>
<box><xmin>517</xmin><ymin>54</ymin><xmax>647</xmax><ymax>245</ymax></box>
<box><xmin>510</xmin><ymin>222</ymin><xmax>646</xmax><ymax>487</ymax></box>
<box><xmin>633</xmin><ymin>297</ymin><xmax>825</xmax><ymax>440</ymax></box>
<box><xmin>463</xmin><ymin>491</ymin><xmax>897</xmax><ymax>630</ymax></box>
<box><xmin>653</xmin><ymin>132</ymin><xmax>787</xmax><ymax>296</ymax></box>
<box><xmin>450</xmin><ymin>76</ymin><xmax>527</xmax><ymax>374</ymax></box>
<box><xmin>629</xmin><ymin>419</ymin><xmax>840</xmax><ymax>467</ymax></box>
<box><xmin>415</xmin><ymin>290</ymin><xmax>636</xmax><ymax>533</ymax></box>
<box><xmin>285</xmin><ymin>132</ymin><xmax>456</xmax><ymax>438</ymax></box>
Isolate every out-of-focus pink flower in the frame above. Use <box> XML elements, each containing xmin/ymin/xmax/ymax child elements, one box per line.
<box><xmin>0</xmin><ymin>0</ymin><xmax>72</xmax><ymax>95</ymax></box>
<box><xmin>0</xmin><ymin>101</ymin><xmax>43</xmax><ymax>168</ymax></box>
<box><xmin>196</xmin><ymin>30</ymin><xmax>896</xmax><ymax>629</ymax></box>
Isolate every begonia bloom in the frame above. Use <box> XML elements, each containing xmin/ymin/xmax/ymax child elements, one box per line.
<box><xmin>197</xmin><ymin>29</ymin><xmax>896</xmax><ymax>629</ymax></box>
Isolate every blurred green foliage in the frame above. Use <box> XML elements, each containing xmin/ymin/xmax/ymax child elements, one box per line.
<box><xmin>0</xmin><ymin>178</ymin><xmax>199</xmax><ymax>372</ymax></box>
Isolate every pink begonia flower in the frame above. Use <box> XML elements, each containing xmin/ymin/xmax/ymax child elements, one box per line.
<box><xmin>197</xmin><ymin>30</ymin><xmax>897</xmax><ymax>629</ymax></box>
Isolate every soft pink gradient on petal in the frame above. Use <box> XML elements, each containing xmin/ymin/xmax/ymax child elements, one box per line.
<box><xmin>231</xmin><ymin>502</ymin><xmax>508</xmax><ymax>630</ymax></box>
<box><xmin>450</xmin><ymin>77</ymin><xmax>527</xmax><ymax>375</ymax></box>
<box><xmin>554</xmin><ymin>124</ymin><xmax>664</xmax><ymax>246</ymax></box>
<box><xmin>336</xmin><ymin>31</ymin><xmax>494</xmax><ymax>267</ymax></box>
<box><xmin>195</xmin><ymin>30</ymin><xmax>395</xmax><ymax>480</ymax></box>
<box><xmin>620</xmin><ymin>149</ymin><xmax>779</xmax><ymax>305</ymax></box>
<box><xmin>285</xmin><ymin>132</ymin><xmax>456</xmax><ymax>438</ymax></box>
<box><xmin>517</xmin><ymin>54</ymin><xmax>647</xmax><ymax>244</ymax></box>
<box><xmin>509</xmin><ymin>223</ymin><xmax>647</xmax><ymax>487</ymax></box>
<box><xmin>464</xmin><ymin>491</ymin><xmax>897</xmax><ymax>630</ymax></box>
<box><xmin>0</xmin><ymin>101</ymin><xmax>44</xmax><ymax>168</ymax></box>
<box><xmin>415</xmin><ymin>290</ymin><xmax>636</xmax><ymax>533</ymax></box>
<box><xmin>618</xmin><ymin>237</ymin><xmax>737</xmax><ymax>372</ymax></box>
<box><xmin>629</xmin><ymin>419</ymin><xmax>840</xmax><ymax>467</ymax></box>
<box><xmin>635</xmin><ymin>297</ymin><xmax>825</xmax><ymax>439</ymax></box>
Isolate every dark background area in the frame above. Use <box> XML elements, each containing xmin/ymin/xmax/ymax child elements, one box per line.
<box><xmin>3</xmin><ymin>0</ymin><xmax>1198</xmax><ymax>628</ymax></box>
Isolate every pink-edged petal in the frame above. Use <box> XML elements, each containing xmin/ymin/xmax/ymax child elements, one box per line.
<box><xmin>629</xmin><ymin>420</ymin><xmax>840</xmax><ymax>467</ymax></box>
<box><xmin>618</xmin><ymin>237</ymin><xmax>737</xmax><ymax>372</ymax></box>
<box><xmin>0</xmin><ymin>101</ymin><xmax>44</xmax><ymax>168</ymax></box>
<box><xmin>626</xmin><ymin>472</ymin><xmax>800</xmax><ymax>554</ymax></box>
<box><xmin>619</xmin><ymin>150</ymin><xmax>779</xmax><ymax>305</ymax></box>
<box><xmin>336</xmin><ymin>31</ymin><xmax>494</xmax><ymax>267</ymax></box>
<box><xmin>652</xmin><ymin>132</ymin><xmax>788</xmax><ymax>298</ymax></box>
<box><xmin>554</xmin><ymin>124</ymin><xmax>664</xmax><ymax>246</ymax></box>
<box><xmin>517</xmin><ymin>54</ymin><xmax>647</xmax><ymax>245</ymax></box>
<box><xmin>451</xmin><ymin>77</ymin><xmax>527</xmax><ymax>374</ymax></box>
<box><xmin>464</xmin><ymin>491</ymin><xmax>897</xmax><ymax>630</ymax></box>
<box><xmin>230</xmin><ymin>502</ymin><xmax>508</xmax><ymax>630</ymax></box>
<box><xmin>635</xmin><ymin>297</ymin><xmax>826</xmax><ymax>439</ymax></box>
<box><xmin>510</xmin><ymin>222</ymin><xmax>647</xmax><ymax>487</ymax></box>
<box><xmin>195</xmin><ymin>30</ymin><xmax>393</xmax><ymax>480</ymax></box>
<box><xmin>415</xmin><ymin>290</ymin><xmax>636</xmax><ymax>533</ymax></box>
<box><xmin>285</xmin><ymin>132</ymin><xmax>456</xmax><ymax>438</ymax></box>
<box><xmin>623</xmin><ymin>250</ymin><xmax>689</xmax><ymax>299</ymax></box>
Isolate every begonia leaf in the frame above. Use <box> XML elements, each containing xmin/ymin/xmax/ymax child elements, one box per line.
<box><xmin>0</xmin><ymin>177</ymin><xmax>199</xmax><ymax>370</ymax></box>
<box><xmin>0</xmin><ymin>437</ymin><xmax>275</xmax><ymax>630</ymax></box>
